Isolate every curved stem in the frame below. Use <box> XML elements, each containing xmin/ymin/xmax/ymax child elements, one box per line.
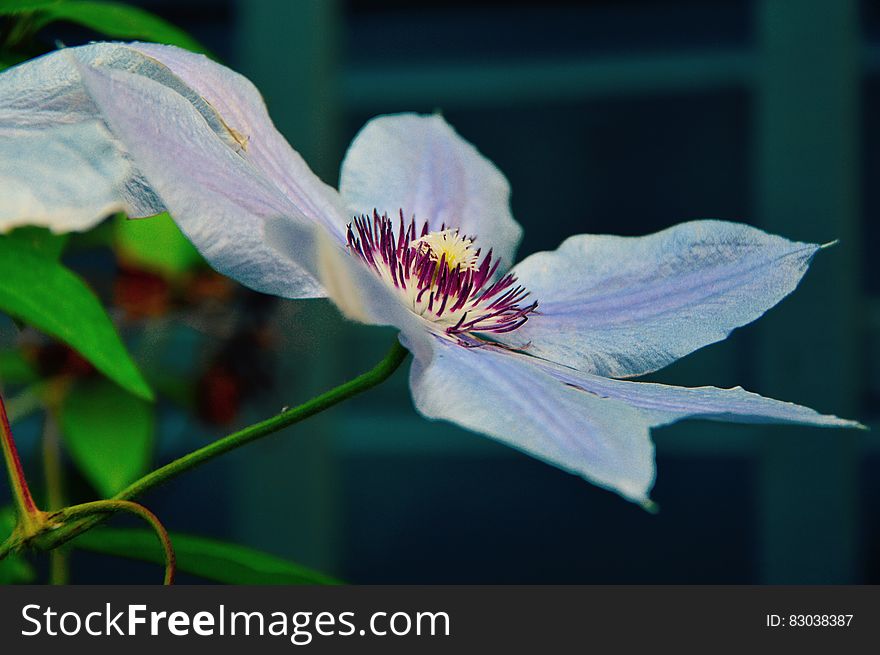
<box><xmin>53</xmin><ymin>500</ymin><xmax>175</xmax><ymax>585</ymax></box>
<box><xmin>39</xmin><ymin>339</ymin><xmax>410</xmax><ymax>550</ymax></box>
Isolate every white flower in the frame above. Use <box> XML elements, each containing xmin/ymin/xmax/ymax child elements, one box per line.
<box><xmin>0</xmin><ymin>43</ymin><xmax>862</xmax><ymax>503</ymax></box>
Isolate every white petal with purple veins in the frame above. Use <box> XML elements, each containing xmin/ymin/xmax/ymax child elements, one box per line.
<box><xmin>409</xmin><ymin>338</ymin><xmax>656</xmax><ymax>502</ymax></box>
<box><xmin>340</xmin><ymin>113</ymin><xmax>523</xmax><ymax>265</ymax></box>
<box><xmin>506</xmin><ymin>220</ymin><xmax>822</xmax><ymax>378</ymax></box>
<box><xmin>535</xmin><ymin>358</ymin><xmax>864</xmax><ymax>430</ymax></box>
<box><xmin>77</xmin><ymin>61</ymin><xmax>324</xmax><ymax>298</ymax></box>
<box><xmin>128</xmin><ymin>42</ymin><xmax>349</xmax><ymax>240</ymax></box>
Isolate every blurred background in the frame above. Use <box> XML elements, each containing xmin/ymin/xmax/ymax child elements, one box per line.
<box><xmin>1</xmin><ymin>0</ymin><xmax>878</xmax><ymax>584</ymax></box>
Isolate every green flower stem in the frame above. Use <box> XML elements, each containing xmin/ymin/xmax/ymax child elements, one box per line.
<box><xmin>37</xmin><ymin>339</ymin><xmax>410</xmax><ymax>552</ymax></box>
<box><xmin>51</xmin><ymin>500</ymin><xmax>175</xmax><ymax>585</ymax></box>
<box><xmin>49</xmin><ymin>549</ymin><xmax>68</xmax><ymax>585</ymax></box>
<box><xmin>43</xmin><ymin>415</ymin><xmax>69</xmax><ymax>584</ymax></box>
<box><xmin>0</xmin><ymin>391</ymin><xmax>44</xmax><ymax>533</ymax></box>
<box><xmin>42</xmin><ymin>414</ymin><xmax>65</xmax><ymax>513</ymax></box>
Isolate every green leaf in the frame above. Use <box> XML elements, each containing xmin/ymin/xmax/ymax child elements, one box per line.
<box><xmin>34</xmin><ymin>1</ymin><xmax>208</xmax><ymax>54</ymax></box>
<box><xmin>73</xmin><ymin>528</ymin><xmax>341</xmax><ymax>585</ymax></box>
<box><xmin>0</xmin><ymin>506</ymin><xmax>35</xmax><ymax>584</ymax></box>
<box><xmin>0</xmin><ymin>236</ymin><xmax>153</xmax><ymax>400</ymax></box>
<box><xmin>59</xmin><ymin>379</ymin><xmax>154</xmax><ymax>497</ymax></box>
<box><xmin>0</xmin><ymin>549</ymin><xmax>33</xmax><ymax>583</ymax></box>
<box><xmin>4</xmin><ymin>226</ymin><xmax>68</xmax><ymax>260</ymax></box>
<box><xmin>114</xmin><ymin>213</ymin><xmax>204</xmax><ymax>278</ymax></box>
<box><xmin>0</xmin><ymin>0</ymin><xmax>63</xmax><ymax>15</ymax></box>
<box><xmin>0</xmin><ymin>348</ymin><xmax>38</xmax><ymax>385</ymax></box>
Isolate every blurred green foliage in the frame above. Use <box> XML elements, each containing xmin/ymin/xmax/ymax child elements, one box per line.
<box><xmin>0</xmin><ymin>349</ymin><xmax>38</xmax><ymax>385</ymax></box>
<box><xmin>0</xmin><ymin>0</ymin><xmax>341</xmax><ymax>587</ymax></box>
<box><xmin>60</xmin><ymin>379</ymin><xmax>154</xmax><ymax>497</ymax></box>
<box><xmin>0</xmin><ymin>506</ymin><xmax>34</xmax><ymax>583</ymax></box>
<box><xmin>0</xmin><ymin>233</ymin><xmax>153</xmax><ymax>400</ymax></box>
<box><xmin>0</xmin><ymin>0</ymin><xmax>208</xmax><ymax>54</ymax></box>
<box><xmin>3</xmin><ymin>225</ymin><xmax>67</xmax><ymax>259</ymax></box>
<box><xmin>114</xmin><ymin>213</ymin><xmax>205</xmax><ymax>279</ymax></box>
<box><xmin>74</xmin><ymin>528</ymin><xmax>342</xmax><ymax>585</ymax></box>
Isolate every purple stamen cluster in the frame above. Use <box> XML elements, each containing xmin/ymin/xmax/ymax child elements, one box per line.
<box><xmin>346</xmin><ymin>210</ymin><xmax>537</xmax><ymax>338</ymax></box>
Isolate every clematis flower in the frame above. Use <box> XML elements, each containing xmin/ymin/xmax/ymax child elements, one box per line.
<box><xmin>0</xmin><ymin>43</ymin><xmax>862</xmax><ymax>503</ymax></box>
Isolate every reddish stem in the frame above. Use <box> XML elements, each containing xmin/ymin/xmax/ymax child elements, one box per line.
<box><xmin>0</xmin><ymin>392</ymin><xmax>39</xmax><ymax>517</ymax></box>
<box><xmin>53</xmin><ymin>500</ymin><xmax>176</xmax><ymax>585</ymax></box>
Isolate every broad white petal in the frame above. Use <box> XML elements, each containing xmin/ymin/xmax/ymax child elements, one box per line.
<box><xmin>539</xmin><ymin>363</ymin><xmax>863</xmax><ymax>430</ymax></box>
<box><xmin>128</xmin><ymin>42</ymin><xmax>348</xmax><ymax>239</ymax></box>
<box><xmin>1</xmin><ymin>42</ymin><xmax>346</xmax><ymax>298</ymax></box>
<box><xmin>77</xmin><ymin>59</ymin><xmax>323</xmax><ymax>298</ymax></box>
<box><xmin>0</xmin><ymin>122</ymin><xmax>134</xmax><ymax>232</ymax></box>
<box><xmin>340</xmin><ymin>113</ymin><xmax>522</xmax><ymax>265</ymax></box>
<box><xmin>409</xmin><ymin>337</ymin><xmax>656</xmax><ymax>503</ymax></box>
<box><xmin>0</xmin><ymin>43</ymin><xmax>168</xmax><ymax>230</ymax></box>
<box><xmin>506</xmin><ymin>220</ymin><xmax>823</xmax><ymax>378</ymax></box>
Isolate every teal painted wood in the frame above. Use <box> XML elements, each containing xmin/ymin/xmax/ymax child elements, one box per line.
<box><xmin>230</xmin><ymin>0</ymin><xmax>345</xmax><ymax>576</ymax></box>
<box><xmin>754</xmin><ymin>0</ymin><xmax>862</xmax><ymax>583</ymax></box>
<box><xmin>236</xmin><ymin>0</ymin><xmax>343</xmax><ymax>182</ymax></box>
<box><xmin>344</xmin><ymin>51</ymin><xmax>754</xmax><ymax>109</ymax></box>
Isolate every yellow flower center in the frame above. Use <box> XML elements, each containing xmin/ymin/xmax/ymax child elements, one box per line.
<box><xmin>412</xmin><ymin>229</ymin><xmax>480</xmax><ymax>272</ymax></box>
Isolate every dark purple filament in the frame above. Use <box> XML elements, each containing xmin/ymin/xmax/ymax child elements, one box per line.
<box><xmin>346</xmin><ymin>210</ymin><xmax>537</xmax><ymax>339</ymax></box>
